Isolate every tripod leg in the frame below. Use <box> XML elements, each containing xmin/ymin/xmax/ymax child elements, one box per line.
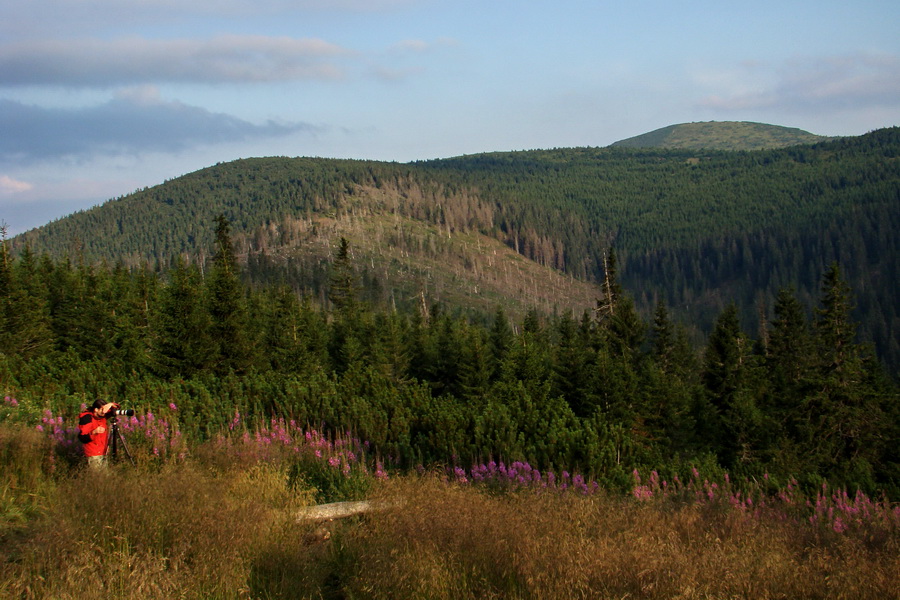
<box><xmin>115</xmin><ymin>427</ymin><xmax>136</xmax><ymax>467</ymax></box>
<box><xmin>105</xmin><ymin>425</ymin><xmax>117</xmax><ymax>459</ymax></box>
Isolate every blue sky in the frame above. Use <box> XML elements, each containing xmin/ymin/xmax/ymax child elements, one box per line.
<box><xmin>2</xmin><ymin>0</ymin><xmax>898</xmax><ymax>235</ymax></box>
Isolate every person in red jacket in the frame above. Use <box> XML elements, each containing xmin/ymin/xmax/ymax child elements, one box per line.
<box><xmin>78</xmin><ymin>399</ymin><xmax>118</xmax><ymax>469</ymax></box>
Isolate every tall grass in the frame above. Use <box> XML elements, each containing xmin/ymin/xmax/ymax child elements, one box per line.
<box><xmin>351</xmin><ymin>475</ymin><xmax>899</xmax><ymax>599</ymax></box>
<box><xmin>1</xmin><ymin>416</ymin><xmax>898</xmax><ymax>599</ymax></box>
<box><xmin>0</xmin><ymin>423</ymin><xmax>335</xmax><ymax>599</ymax></box>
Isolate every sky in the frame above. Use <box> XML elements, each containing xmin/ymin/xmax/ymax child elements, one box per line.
<box><xmin>2</xmin><ymin>0</ymin><xmax>899</xmax><ymax>235</ymax></box>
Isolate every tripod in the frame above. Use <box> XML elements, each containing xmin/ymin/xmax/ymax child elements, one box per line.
<box><xmin>105</xmin><ymin>416</ymin><xmax>136</xmax><ymax>467</ymax></box>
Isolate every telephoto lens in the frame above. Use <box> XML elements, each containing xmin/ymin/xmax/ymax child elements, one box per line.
<box><xmin>115</xmin><ymin>409</ymin><xmax>135</xmax><ymax>417</ymax></box>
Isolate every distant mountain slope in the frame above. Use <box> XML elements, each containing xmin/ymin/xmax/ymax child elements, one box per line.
<box><xmin>610</xmin><ymin>121</ymin><xmax>834</xmax><ymax>150</ymax></box>
<box><xmin>10</xmin><ymin>127</ymin><xmax>900</xmax><ymax>370</ymax></box>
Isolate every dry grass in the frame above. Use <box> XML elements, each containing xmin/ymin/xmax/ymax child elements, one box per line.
<box><xmin>346</xmin><ymin>476</ymin><xmax>900</xmax><ymax>600</ymax></box>
<box><xmin>0</xmin><ymin>450</ymin><xmax>323</xmax><ymax>599</ymax></box>
<box><xmin>0</xmin><ymin>425</ymin><xmax>57</xmax><ymax>532</ymax></box>
<box><xmin>1</xmin><ymin>424</ymin><xmax>898</xmax><ymax>599</ymax></box>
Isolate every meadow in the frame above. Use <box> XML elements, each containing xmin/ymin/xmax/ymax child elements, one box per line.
<box><xmin>1</xmin><ymin>402</ymin><xmax>898</xmax><ymax>600</ymax></box>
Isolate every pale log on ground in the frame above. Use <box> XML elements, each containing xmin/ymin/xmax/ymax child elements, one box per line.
<box><xmin>295</xmin><ymin>499</ymin><xmax>397</xmax><ymax>522</ymax></box>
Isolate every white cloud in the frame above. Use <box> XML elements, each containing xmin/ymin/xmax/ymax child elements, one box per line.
<box><xmin>0</xmin><ymin>35</ymin><xmax>351</xmax><ymax>87</ymax></box>
<box><xmin>698</xmin><ymin>53</ymin><xmax>900</xmax><ymax>113</ymax></box>
<box><xmin>0</xmin><ymin>175</ymin><xmax>33</xmax><ymax>195</ymax></box>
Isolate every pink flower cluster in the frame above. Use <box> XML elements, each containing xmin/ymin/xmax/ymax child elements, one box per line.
<box><xmin>116</xmin><ymin>411</ymin><xmax>185</xmax><ymax>460</ymax></box>
<box><xmin>631</xmin><ymin>468</ymin><xmax>900</xmax><ymax>537</ymax></box>
<box><xmin>214</xmin><ymin>417</ymin><xmax>384</xmax><ymax>480</ymax></box>
<box><xmin>809</xmin><ymin>483</ymin><xmax>900</xmax><ymax>535</ymax></box>
<box><xmin>39</xmin><ymin>408</ymin><xmax>80</xmax><ymax>451</ymax></box>
<box><xmin>23</xmin><ymin>405</ymin><xmax>186</xmax><ymax>463</ymax></box>
<box><xmin>457</xmin><ymin>460</ymin><xmax>599</xmax><ymax>495</ymax></box>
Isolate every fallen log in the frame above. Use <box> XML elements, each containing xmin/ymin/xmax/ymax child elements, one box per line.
<box><xmin>295</xmin><ymin>499</ymin><xmax>395</xmax><ymax>522</ymax></box>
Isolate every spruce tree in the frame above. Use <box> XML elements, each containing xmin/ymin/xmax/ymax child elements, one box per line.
<box><xmin>328</xmin><ymin>237</ymin><xmax>360</xmax><ymax>315</ymax></box>
<box><xmin>151</xmin><ymin>258</ymin><xmax>214</xmax><ymax>377</ymax></box>
<box><xmin>800</xmin><ymin>263</ymin><xmax>887</xmax><ymax>489</ymax></box>
<box><xmin>44</xmin><ymin>257</ymin><xmax>89</xmax><ymax>355</ymax></box>
<box><xmin>487</xmin><ymin>306</ymin><xmax>514</xmax><ymax>380</ymax></box>
<box><xmin>701</xmin><ymin>304</ymin><xmax>764</xmax><ymax>468</ymax></box>
<box><xmin>0</xmin><ymin>244</ymin><xmax>52</xmax><ymax>360</ymax></box>
<box><xmin>551</xmin><ymin>312</ymin><xmax>595</xmax><ymax>417</ymax></box>
<box><xmin>594</xmin><ymin>248</ymin><xmax>645</xmax><ymax>359</ymax></box>
<box><xmin>457</xmin><ymin>325</ymin><xmax>492</xmax><ymax>403</ymax></box>
<box><xmin>371</xmin><ymin>311</ymin><xmax>410</xmax><ymax>383</ymax></box>
<box><xmin>646</xmin><ymin>300</ymin><xmax>697</xmax><ymax>455</ymax></box>
<box><xmin>588</xmin><ymin>248</ymin><xmax>647</xmax><ymax>440</ymax></box>
<box><xmin>428</xmin><ymin>314</ymin><xmax>464</xmax><ymax>398</ymax></box>
<box><xmin>327</xmin><ymin>237</ymin><xmax>366</xmax><ymax>374</ymax></box>
<box><xmin>259</xmin><ymin>284</ymin><xmax>307</xmax><ymax>373</ymax></box>
<box><xmin>765</xmin><ymin>288</ymin><xmax>814</xmax><ymax>438</ymax></box>
<box><xmin>206</xmin><ymin>214</ymin><xmax>252</xmax><ymax>374</ymax></box>
<box><xmin>651</xmin><ymin>299</ymin><xmax>676</xmax><ymax>372</ymax></box>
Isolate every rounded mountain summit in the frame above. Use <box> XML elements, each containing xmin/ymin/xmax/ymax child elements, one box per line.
<box><xmin>610</xmin><ymin>121</ymin><xmax>835</xmax><ymax>151</ymax></box>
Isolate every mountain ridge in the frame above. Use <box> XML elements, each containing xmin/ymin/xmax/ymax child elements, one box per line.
<box><xmin>610</xmin><ymin>121</ymin><xmax>835</xmax><ymax>150</ymax></box>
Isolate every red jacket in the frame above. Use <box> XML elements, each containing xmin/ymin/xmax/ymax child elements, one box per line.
<box><xmin>78</xmin><ymin>411</ymin><xmax>109</xmax><ymax>457</ymax></box>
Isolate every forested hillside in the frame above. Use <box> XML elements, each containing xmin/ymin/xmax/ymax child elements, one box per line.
<box><xmin>9</xmin><ymin>127</ymin><xmax>900</xmax><ymax>371</ymax></box>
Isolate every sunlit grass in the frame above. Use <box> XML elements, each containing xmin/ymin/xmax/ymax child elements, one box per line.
<box><xmin>353</xmin><ymin>475</ymin><xmax>899</xmax><ymax>599</ymax></box>
<box><xmin>1</xmin><ymin>416</ymin><xmax>898</xmax><ymax>599</ymax></box>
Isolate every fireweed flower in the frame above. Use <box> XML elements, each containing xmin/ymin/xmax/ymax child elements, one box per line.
<box><xmin>453</xmin><ymin>467</ymin><xmax>468</xmax><ymax>483</ymax></box>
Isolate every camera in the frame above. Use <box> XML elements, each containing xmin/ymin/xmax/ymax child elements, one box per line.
<box><xmin>114</xmin><ymin>408</ymin><xmax>135</xmax><ymax>417</ymax></box>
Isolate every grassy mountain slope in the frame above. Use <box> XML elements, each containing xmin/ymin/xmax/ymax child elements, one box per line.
<box><xmin>245</xmin><ymin>204</ymin><xmax>600</xmax><ymax>319</ymax></box>
<box><xmin>13</xmin><ymin>158</ymin><xmax>601</xmax><ymax>320</ymax></box>
<box><xmin>11</xmin><ymin>127</ymin><xmax>900</xmax><ymax>368</ymax></box>
<box><xmin>610</xmin><ymin>121</ymin><xmax>833</xmax><ymax>150</ymax></box>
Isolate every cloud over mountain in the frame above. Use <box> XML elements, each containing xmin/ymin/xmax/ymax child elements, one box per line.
<box><xmin>0</xmin><ymin>90</ymin><xmax>318</xmax><ymax>162</ymax></box>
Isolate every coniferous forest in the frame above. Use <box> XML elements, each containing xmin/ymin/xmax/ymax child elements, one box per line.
<box><xmin>1</xmin><ymin>209</ymin><xmax>898</xmax><ymax>497</ymax></box>
<box><xmin>12</xmin><ymin>127</ymin><xmax>900</xmax><ymax>374</ymax></box>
